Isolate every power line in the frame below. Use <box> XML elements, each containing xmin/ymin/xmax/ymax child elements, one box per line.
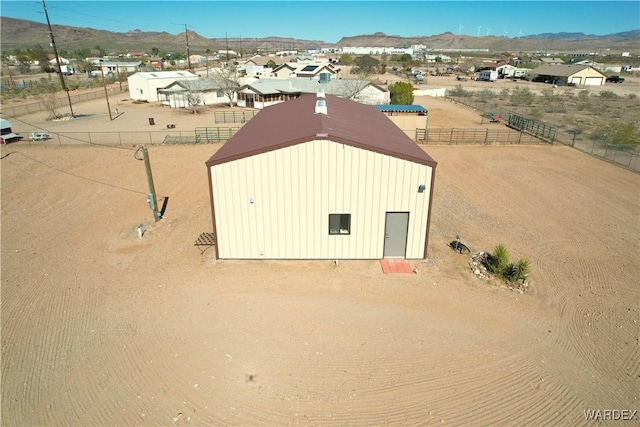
<box><xmin>3</xmin><ymin>151</ymin><xmax>148</xmax><ymax>195</ymax></box>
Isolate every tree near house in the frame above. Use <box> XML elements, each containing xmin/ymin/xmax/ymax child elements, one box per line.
<box><xmin>351</xmin><ymin>54</ymin><xmax>380</xmax><ymax>75</ymax></box>
<box><xmin>211</xmin><ymin>64</ymin><xmax>241</xmax><ymax>107</ymax></box>
<box><xmin>339</xmin><ymin>54</ymin><xmax>354</xmax><ymax>66</ymax></box>
<box><xmin>334</xmin><ymin>78</ymin><xmax>374</xmax><ymax>103</ymax></box>
<box><xmin>184</xmin><ymin>81</ymin><xmax>203</xmax><ymax>114</ymax></box>
<box><xmin>389</xmin><ymin>81</ymin><xmax>414</xmax><ymax>105</ymax></box>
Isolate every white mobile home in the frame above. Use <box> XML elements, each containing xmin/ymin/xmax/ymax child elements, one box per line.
<box><xmin>205</xmin><ymin>93</ymin><xmax>437</xmax><ymax>260</ymax></box>
<box><xmin>158</xmin><ymin>79</ymin><xmax>235</xmax><ymax>108</ymax></box>
<box><xmin>127</xmin><ymin>71</ymin><xmax>198</xmax><ymax>102</ymax></box>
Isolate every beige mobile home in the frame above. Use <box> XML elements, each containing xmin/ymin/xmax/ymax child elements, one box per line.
<box><xmin>205</xmin><ymin>93</ymin><xmax>437</xmax><ymax>260</ymax></box>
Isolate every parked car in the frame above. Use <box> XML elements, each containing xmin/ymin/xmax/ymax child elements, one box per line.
<box><xmin>29</xmin><ymin>132</ymin><xmax>50</xmax><ymax>141</ymax></box>
<box><xmin>606</xmin><ymin>76</ymin><xmax>625</xmax><ymax>83</ymax></box>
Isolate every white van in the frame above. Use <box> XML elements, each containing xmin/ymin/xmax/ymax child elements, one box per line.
<box><xmin>29</xmin><ymin>132</ymin><xmax>50</xmax><ymax>141</ymax></box>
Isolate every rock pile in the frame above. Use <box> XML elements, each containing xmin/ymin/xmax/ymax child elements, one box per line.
<box><xmin>469</xmin><ymin>252</ymin><xmax>490</xmax><ymax>280</ymax></box>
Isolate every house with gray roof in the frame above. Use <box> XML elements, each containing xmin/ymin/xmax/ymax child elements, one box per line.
<box><xmin>271</xmin><ymin>62</ymin><xmax>340</xmax><ymax>79</ymax></box>
<box><xmin>158</xmin><ymin>79</ymin><xmax>236</xmax><ymax>108</ymax></box>
<box><xmin>237</xmin><ymin>77</ymin><xmax>389</xmax><ymax>109</ymax></box>
<box><xmin>205</xmin><ymin>93</ymin><xmax>437</xmax><ymax>260</ymax></box>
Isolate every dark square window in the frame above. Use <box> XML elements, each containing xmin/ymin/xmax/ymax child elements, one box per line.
<box><xmin>329</xmin><ymin>214</ymin><xmax>351</xmax><ymax>235</ymax></box>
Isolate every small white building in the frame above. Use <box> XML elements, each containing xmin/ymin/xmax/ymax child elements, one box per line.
<box><xmin>158</xmin><ymin>79</ymin><xmax>236</xmax><ymax>108</ymax></box>
<box><xmin>205</xmin><ymin>93</ymin><xmax>437</xmax><ymax>260</ymax></box>
<box><xmin>95</xmin><ymin>61</ymin><xmax>144</xmax><ymax>74</ymax></box>
<box><xmin>127</xmin><ymin>71</ymin><xmax>198</xmax><ymax>102</ymax></box>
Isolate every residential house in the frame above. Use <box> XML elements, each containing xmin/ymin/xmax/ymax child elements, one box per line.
<box><xmin>529</xmin><ymin>64</ymin><xmax>607</xmax><ymax>86</ymax></box>
<box><xmin>236</xmin><ymin>77</ymin><xmax>389</xmax><ymax>109</ymax></box>
<box><xmin>127</xmin><ymin>71</ymin><xmax>198</xmax><ymax>102</ymax></box>
<box><xmin>158</xmin><ymin>79</ymin><xmax>235</xmax><ymax>108</ymax></box>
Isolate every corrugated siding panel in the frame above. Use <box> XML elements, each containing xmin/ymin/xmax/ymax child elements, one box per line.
<box><xmin>211</xmin><ymin>140</ymin><xmax>432</xmax><ymax>259</ymax></box>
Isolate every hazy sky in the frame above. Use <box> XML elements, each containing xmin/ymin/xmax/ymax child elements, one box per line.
<box><xmin>1</xmin><ymin>1</ymin><xmax>638</xmax><ymax>43</ymax></box>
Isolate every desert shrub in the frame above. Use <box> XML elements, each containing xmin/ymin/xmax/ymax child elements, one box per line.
<box><xmin>599</xmin><ymin>90</ymin><xmax>619</xmax><ymax>99</ymax></box>
<box><xmin>577</xmin><ymin>90</ymin><xmax>590</xmax><ymax>101</ymax></box>
<box><xmin>592</xmin><ymin>122</ymin><xmax>640</xmax><ymax>147</ymax></box>
<box><xmin>530</xmin><ymin>106</ymin><xmax>544</xmax><ymax>120</ymax></box>
<box><xmin>499</xmin><ymin>88</ymin><xmax>510</xmax><ymax>100</ymax></box>
<box><xmin>484</xmin><ymin>243</ymin><xmax>531</xmax><ymax>283</ymax></box>
<box><xmin>486</xmin><ymin>243</ymin><xmax>510</xmax><ymax>276</ymax></box>
<box><xmin>510</xmin><ymin>87</ymin><xmax>534</xmax><ymax>106</ymax></box>
<box><xmin>477</xmin><ymin>89</ymin><xmax>496</xmax><ymax>103</ymax></box>
<box><xmin>448</xmin><ymin>84</ymin><xmax>471</xmax><ymax>97</ymax></box>
<box><xmin>628</xmin><ymin>93</ymin><xmax>637</xmax><ymax>100</ymax></box>
<box><xmin>504</xmin><ymin>259</ymin><xmax>531</xmax><ymax>283</ymax></box>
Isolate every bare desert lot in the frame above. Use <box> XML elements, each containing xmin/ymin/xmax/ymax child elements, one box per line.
<box><xmin>1</xmin><ymin>96</ymin><xmax>639</xmax><ymax>426</ymax></box>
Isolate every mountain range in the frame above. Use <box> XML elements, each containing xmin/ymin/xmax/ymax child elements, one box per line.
<box><xmin>1</xmin><ymin>17</ymin><xmax>639</xmax><ymax>55</ymax></box>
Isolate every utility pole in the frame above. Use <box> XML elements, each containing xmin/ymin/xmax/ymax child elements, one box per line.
<box><xmin>184</xmin><ymin>24</ymin><xmax>191</xmax><ymax>70</ymax></box>
<box><xmin>225</xmin><ymin>32</ymin><xmax>230</xmax><ymax>62</ymax></box>
<box><xmin>99</xmin><ymin>60</ymin><xmax>113</xmax><ymax>121</ymax></box>
<box><xmin>136</xmin><ymin>146</ymin><xmax>161</xmax><ymax>222</ymax></box>
<box><xmin>42</xmin><ymin>0</ymin><xmax>74</xmax><ymax>117</ymax></box>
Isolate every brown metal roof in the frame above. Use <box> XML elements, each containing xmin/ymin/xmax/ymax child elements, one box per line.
<box><xmin>206</xmin><ymin>94</ymin><xmax>437</xmax><ymax>168</ymax></box>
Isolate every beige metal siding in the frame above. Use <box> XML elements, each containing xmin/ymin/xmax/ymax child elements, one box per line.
<box><xmin>210</xmin><ymin>139</ymin><xmax>432</xmax><ymax>259</ymax></box>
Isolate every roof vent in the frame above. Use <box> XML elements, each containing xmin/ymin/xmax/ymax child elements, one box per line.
<box><xmin>314</xmin><ymin>99</ymin><xmax>327</xmax><ymax>115</ymax></box>
<box><xmin>316</xmin><ymin>87</ymin><xmax>326</xmax><ymax>98</ymax></box>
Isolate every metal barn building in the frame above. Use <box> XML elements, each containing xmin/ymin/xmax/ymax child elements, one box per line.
<box><xmin>205</xmin><ymin>93</ymin><xmax>437</xmax><ymax>260</ymax></box>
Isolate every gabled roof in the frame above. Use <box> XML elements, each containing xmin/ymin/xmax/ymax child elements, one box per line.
<box><xmin>272</xmin><ymin>63</ymin><xmax>296</xmax><ymax>73</ymax></box>
<box><xmin>272</xmin><ymin>62</ymin><xmax>339</xmax><ymax>76</ymax></box>
<box><xmin>99</xmin><ymin>61</ymin><xmax>144</xmax><ymax>68</ymax></box>
<box><xmin>206</xmin><ymin>94</ymin><xmax>436</xmax><ymax>168</ymax></box>
<box><xmin>239</xmin><ymin>77</ymin><xmax>387</xmax><ymax>97</ymax></box>
<box><xmin>532</xmin><ymin>64</ymin><xmax>606</xmax><ymax>77</ymax></box>
<box><xmin>159</xmin><ymin>79</ymin><xmax>227</xmax><ymax>92</ymax></box>
<box><xmin>132</xmin><ymin>71</ymin><xmax>198</xmax><ymax>80</ymax></box>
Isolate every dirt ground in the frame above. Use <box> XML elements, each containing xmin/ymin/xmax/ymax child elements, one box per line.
<box><xmin>1</xmin><ymin>94</ymin><xmax>639</xmax><ymax>426</ymax></box>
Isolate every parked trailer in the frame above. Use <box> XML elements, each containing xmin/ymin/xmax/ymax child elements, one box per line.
<box><xmin>478</xmin><ymin>70</ymin><xmax>498</xmax><ymax>82</ymax></box>
<box><xmin>60</xmin><ymin>65</ymin><xmax>75</xmax><ymax>75</ymax></box>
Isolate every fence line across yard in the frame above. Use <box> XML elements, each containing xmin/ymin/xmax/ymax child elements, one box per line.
<box><xmin>213</xmin><ymin>110</ymin><xmax>258</xmax><ymax>124</ymax></box>
<box><xmin>1</xmin><ymin>84</ymin><xmax>128</xmax><ymax>118</ymax></box>
<box><xmin>12</xmin><ymin>128</ymin><xmax>238</xmax><ymax>148</ymax></box>
<box><xmin>415</xmin><ymin>128</ymin><xmax>544</xmax><ymax>145</ymax></box>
